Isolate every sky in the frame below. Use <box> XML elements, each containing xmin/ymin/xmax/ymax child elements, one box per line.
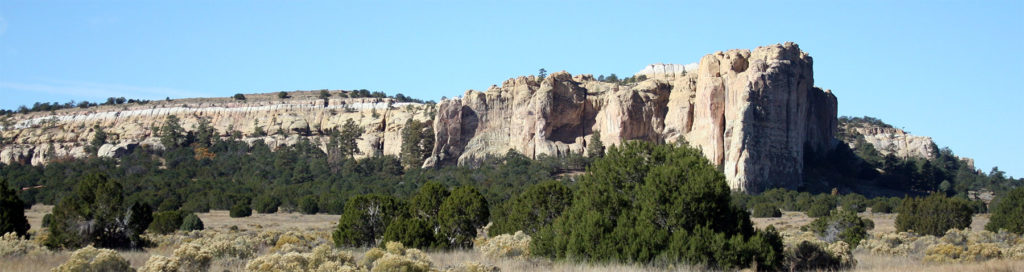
<box><xmin>0</xmin><ymin>1</ymin><xmax>1021</xmax><ymax>177</ymax></box>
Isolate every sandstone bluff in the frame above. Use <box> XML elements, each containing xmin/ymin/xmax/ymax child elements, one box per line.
<box><xmin>2</xmin><ymin>42</ymin><xmax>849</xmax><ymax>193</ymax></box>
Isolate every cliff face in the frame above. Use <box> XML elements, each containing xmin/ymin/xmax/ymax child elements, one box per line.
<box><xmin>0</xmin><ymin>91</ymin><xmax>434</xmax><ymax>165</ymax></box>
<box><xmin>840</xmin><ymin>123</ymin><xmax>937</xmax><ymax>160</ymax></box>
<box><xmin>0</xmin><ymin>42</ymin><xmax>840</xmax><ymax>193</ymax></box>
<box><xmin>427</xmin><ymin>42</ymin><xmax>838</xmax><ymax>192</ymax></box>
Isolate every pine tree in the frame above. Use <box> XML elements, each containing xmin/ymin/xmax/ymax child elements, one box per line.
<box><xmin>0</xmin><ymin>179</ymin><xmax>30</xmax><ymax>237</ymax></box>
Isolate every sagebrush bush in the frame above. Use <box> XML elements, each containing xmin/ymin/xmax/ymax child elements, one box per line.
<box><xmin>138</xmin><ymin>255</ymin><xmax>179</xmax><ymax>272</ymax></box>
<box><xmin>362</xmin><ymin>241</ymin><xmax>433</xmax><ymax>272</ymax></box>
<box><xmin>751</xmin><ymin>203</ymin><xmax>782</xmax><ymax>218</ymax></box>
<box><xmin>53</xmin><ymin>246</ymin><xmax>134</xmax><ymax>272</ymax></box>
<box><xmin>445</xmin><ymin>261</ymin><xmax>499</xmax><ymax>272</ymax></box>
<box><xmin>0</xmin><ymin>232</ymin><xmax>43</xmax><ymax>257</ymax></box>
<box><xmin>476</xmin><ymin>231</ymin><xmax>531</xmax><ymax>259</ymax></box>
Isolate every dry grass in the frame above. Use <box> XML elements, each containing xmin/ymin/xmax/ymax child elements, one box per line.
<box><xmin>5</xmin><ymin>205</ymin><xmax>1020</xmax><ymax>272</ymax></box>
<box><xmin>197</xmin><ymin>210</ymin><xmax>339</xmax><ymax>231</ymax></box>
<box><xmin>854</xmin><ymin>253</ymin><xmax>1024</xmax><ymax>272</ymax></box>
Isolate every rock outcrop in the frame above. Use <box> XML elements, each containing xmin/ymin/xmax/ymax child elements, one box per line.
<box><xmin>840</xmin><ymin>123</ymin><xmax>937</xmax><ymax>160</ymax></box>
<box><xmin>427</xmin><ymin>42</ymin><xmax>838</xmax><ymax>192</ymax></box>
<box><xmin>0</xmin><ymin>91</ymin><xmax>433</xmax><ymax>165</ymax></box>
<box><xmin>0</xmin><ymin>42</ymin><xmax>840</xmax><ymax>193</ymax></box>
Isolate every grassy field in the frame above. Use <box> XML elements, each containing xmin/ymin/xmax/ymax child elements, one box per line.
<box><xmin>6</xmin><ymin>205</ymin><xmax>1023</xmax><ymax>272</ymax></box>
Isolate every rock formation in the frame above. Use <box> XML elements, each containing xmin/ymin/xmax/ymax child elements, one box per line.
<box><xmin>427</xmin><ymin>42</ymin><xmax>838</xmax><ymax>192</ymax></box>
<box><xmin>0</xmin><ymin>42</ymin><xmax>841</xmax><ymax>193</ymax></box>
<box><xmin>840</xmin><ymin>122</ymin><xmax>937</xmax><ymax>160</ymax></box>
<box><xmin>0</xmin><ymin>91</ymin><xmax>434</xmax><ymax>165</ymax></box>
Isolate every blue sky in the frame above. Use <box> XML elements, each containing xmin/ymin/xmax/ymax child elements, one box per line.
<box><xmin>0</xmin><ymin>1</ymin><xmax>1021</xmax><ymax>177</ymax></box>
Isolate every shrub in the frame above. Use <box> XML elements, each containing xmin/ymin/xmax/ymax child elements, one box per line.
<box><xmin>438</xmin><ymin>186</ymin><xmax>490</xmax><ymax>248</ymax></box>
<box><xmin>840</xmin><ymin>193</ymin><xmax>869</xmax><ymax>212</ymax></box>
<box><xmin>230</xmin><ymin>203</ymin><xmax>252</xmax><ymax>218</ymax></box>
<box><xmin>253</xmin><ymin>195</ymin><xmax>281</xmax><ymax>214</ymax></box>
<box><xmin>870</xmin><ymin>200</ymin><xmax>894</xmax><ymax>213</ymax></box>
<box><xmin>139</xmin><ymin>255</ymin><xmax>178</xmax><ymax>272</ymax></box>
<box><xmin>362</xmin><ymin>242</ymin><xmax>433</xmax><ymax>272</ymax></box>
<box><xmin>804</xmin><ymin>195</ymin><xmax>836</xmax><ymax>217</ymax></box>
<box><xmin>333</xmin><ymin>194</ymin><xmax>406</xmax><ymax>247</ymax></box>
<box><xmin>0</xmin><ymin>180</ymin><xmax>29</xmax><ymax>238</ymax></box>
<box><xmin>233</xmin><ymin>93</ymin><xmax>246</xmax><ymax>100</ymax></box>
<box><xmin>45</xmin><ymin>173</ymin><xmax>148</xmax><ymax>249</ymax></box>
<box><xmin>382</xmin><ymin>217</ymin><xmax>435</xmax><ymax>249</ymax></box>
<box><xmin>805</xmin><ymin>209</ymin><xmax>873</xmax><ymax>248</ymax></box>
<box><xmin>180</xmin><ymin>213</ymin><xmax>204</xmax><ymax>231</ymax></box>
<box><xmin>298</xmin><ymin>196</ymin><xmax>319</xmax><ymax>215</ymax></box>
<box><xmin>171</xmin><ymin>243</ymin><xmax>213</xmax><ymax>271</ymax></box>
<box><xmin>896</xmin><ymin>194</ymin><xmax>973</xmax><ymax>236</ymax></box>
<box><xmin>489</xmin><ymin>180</ymin><xmax>572</xmax><ymax>235</ymax></box>
<box><xmin>531</xmin><ymin>141</ymin><xmax>781</xmax><ymax>270</ymax></box>
<box><xmin>751</xmin><ymin>203</ymin><xmax>783</xmax><ymax>218</ymax></box>
<box><xmin>408</xmin><ymin>181</ymin><xmax>449</xmax><ymax>222</ymax></box>
<box><xmin>246</xmin><ymin>244</ymin><xmax>357</xmax><ymax>272</ymax></box>
<box><xmin>987</xmin><ymin>187</ymin><xmax>1024</xmax><ymax>234</ymax></box>
<box><xmin>277</xmin><ymin>91</ymin><xmax>289</xmax><ymax>99</ymax></box>
<box><xmin>784</xmin><ymin>241</ymin><xmax>852</xmax><ymax>271</ymax></box>
<box><xmin>476</xmin><ymin>231</ymin><xmax>531</xmax><ymax>259</ymax></box>
<box><xmin>0</xmin><ymin>232</ymin><xmax>43</xmax><ymax>257</ymax></box>
<box><xmin>149</xmin><ymin>211</ymin><xmax>184</xmax><ymax>234</ymax></box>
<box><xmin>53</xmin><ymin>246</ymin><xmax>134</xmax><ymax>272</ymax></box>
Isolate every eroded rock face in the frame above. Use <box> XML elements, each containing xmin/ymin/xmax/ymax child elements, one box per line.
<box><xmin>0</xmin><ymin>91</ymin><xmax>434</xmax><ymax>165</ymax></box>
<box><xmin>0</xmin><ymin>43</ymin><xmax>840</xmax><ymax>193</ymax></box>
<box><xmin>427</xmin><ymin>42</ymin><xmax>838</xmax><ymax>192</ymax></box>
<box><xmin>842</xmin><ymin>125</ymin><xmax>937</xmax><ymax>160</ymax></box>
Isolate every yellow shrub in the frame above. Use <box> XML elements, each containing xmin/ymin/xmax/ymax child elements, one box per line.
<box><xmin>924</xmin><ymin>243</ymin><xmax>965</xmax><ymax>263</ymax></box>
<box><xmin>52</xmin><ymin>246</ymin><xmax>134</xmax><ymax>272</ymax></box>
<box><xmin>476</xmin><ymin>231</ymin><xmax>531</xmax><ymax>259</ymax></box>
<box><xmin>445</xmin><ymin>261</ymin><xmax>499</xmax><ymax>272</ymax></box>
<box><xmin>245</xmin><ymin>244</ymin><xmax>359</xmax><ymax>272</ymax></box>
<box><xmin>0</xmin><ymin>232</ymin><xmax>44</xmax><ymax>257</ymax></box>
<box><xmin>138</xmin><ymin>255</ymin><xmax>179</xmax><ymax>272</ymax></box>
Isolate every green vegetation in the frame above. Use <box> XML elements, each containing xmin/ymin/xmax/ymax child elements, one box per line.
<box><xmin>437</xmin><ymin>186</ymin><xmax>489</xmax><ymax>249</ymax></box>
<box><xmin>230</xmin><ymin>203</ymin><xmax>252</xmax><ymax>218</ymax></box>
<box><xmin>896</xmin><ymin>194</ymin><xmax>973</xmax><ymax>236</ymax></box>
<box><xmin>399</xmin><ymin>119</ymin><xmax>434</xmax><ymax>169</ymax></box>
<box><xmin>381</xmin><ymin>217</ymin><xmax>435</xmax><ymax>249</ymax></box>
<box><xmin>149</xmin><ymin>211</ymin><xmax>184</xmax><ymax>234</ymax></box>
<box><xmin>489</xmin><ymin>180</ymin><xmax>572</xmax><ymax>235</ymax></box>
<box><xmin>233</xmin><ymin>93</ymin><xmax>246</xmax><ymax>100</ymax></box>
<box><xmin>277</xmin><ymin>91</ymin><xmax>290</xmax><ymax>99</ymax></box>
<box><xmin>986</xmin><ymin>187</ymin><xmax>1024</xmax><ymax>234</ymax></box>
<box><xmin>0</xmin><ymin>178</ymin><xmax>30</xmax><ymax>237</ymax></box>
<box><xmin>805</xmin><ymin>209</ymin><xmax>873</xmax><ymax>248</ymax></box>
<box><xmin>333</xmin><ymin>194</ymin><xmax>405</xmax><ymax>247</ymax></box>
<box><xmin>180</xmin><ymin>213</ymin><xmax>204</xmax><ymax>231</ymax></box>
<box><xmin>751</xmin><ymin>203</ymin><xmax>782</xmax><ymax>218</ymax></box>
<box><xmin>529</xmin><ymin>141</ymin><xmax>781</xmax><ymax>270</ymax></box>
<box><xmin>44</xmin><ymin>173</ymin><xmax>149</xmax><ymax>249</ymax></box>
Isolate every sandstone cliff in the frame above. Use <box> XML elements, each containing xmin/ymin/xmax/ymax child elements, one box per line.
<box><xmin>839</xmin><ymin>120</ymin><xmax>937</xmax><ymax>160</ymax></box>
<box><xmin>0</xmin><ymin>42</ymin><xmax>840</xmax><ymax>193</ymax></box>
<box><xmin>0</xmin><ymin>91</ymin><xmax>434</xmax><ymax>165</ymax></box>
<box><xmin>427</xmin><ymin>42</ymin><xmax>838</xmax><ymax>192</ymax></box>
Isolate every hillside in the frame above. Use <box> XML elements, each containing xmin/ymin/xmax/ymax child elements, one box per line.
<box><xmin>1</xmin><ymin>42</ymin><xmax>839</xmax><ymax>193</ymax></box>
